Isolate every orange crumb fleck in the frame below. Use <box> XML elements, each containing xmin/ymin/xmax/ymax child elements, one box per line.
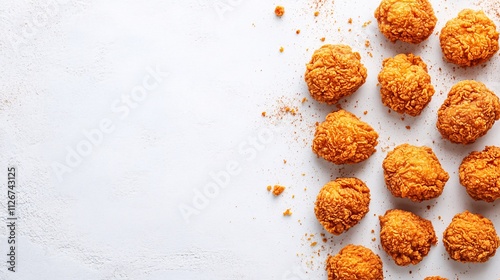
<box><xmin>365</xmin><ymin>40</ymin><xmax>370</xmax><ymax>47</ymax></box>
<box><xmin>438</xmin><ymin>216</ymin><xmax>442</xmax><ymax>220</ymax></box>
<box><xmin>267</xmin><ymin>185</ymin><xmax>272</xmax><ymax>191</ymax></box>
<box><xmin>371</xmin><ymin>229</ymin><xmax>375</xmax><ymax>234</ymax></box>
<box><xmin>368</xmin><ymin>52</ymin><xmax>373</xmax><ymax>57</ymax></box>
<box><xmin>314</xmin><ymin>11</ymin><xmax>319</xmax><ymax>17</ymax></box>
<box><xmin>362</xmin><ymin>20</ymin><xmax>372</xmax><ymax>27</ymax></box>
<box><xmin>261</xmin><ymin>111</ymin><xmax>266</xmax><ymax>117</ymax></box>
<box><xmin>272</xmin><ymin>185</ymin><xmax>286</xmax><ymax>196</ymax></box>
<box><xmin>348</xmin><ymin>29</ymin><xmax>352</xmax><ymax>32</ymax></box>
<box><xmin>283</xmin><ymin>209</ymin><xmax>292</xmax><ymax>216</ymax></box>
<box><xmin>292</xmin><ymin>195</ymin><xmax>295</xmax><ymax>199</ymax></box>
<box><xmin>283</xmin><ymin>159</ymin><xmax>287</xmax><ymax>164</ymax></box>
<box><xmin>320</xmin><ymin>37</ymin><xmax>325</xmax><ymax>42</ymax></box>
<box><xmin>274</xmin><ymin>6</ymin><xmax>285</xmax><ymax>17</ymax></box>
<box><xmin>310</xmin><ymin>242</ymin><xmax>318</xmax><ymax>247</ymax></box>
<box><xmin>301</xmin><ymin>173</ymin><xmax>306</xmax><ymax>176</ymax></box>
<box><xmin>348</xmin><ymin>18</ymin><xmax>353</xmax><ymax>24</ymax></box>
<box><xmin>301</xmin><ymin>97</ymin><xmax>308</xmax><ymax>103</ymax></box>
<box><xmin>322</xmin><ymin>238</ymin><xmax>328</xmax><ymax>243</ymax></box>
<box><xmin>279</xmin><ymin>46</ymin><xmax>284</xmax><ymax>53</ymax></box>
<box><xmin>296</xmin><ymin>29</ymin><xmax>301</xmax><ymax>34</ymax></box>
<box><xmin>405</xmin><ymin>125</ymin><xmax>411</xmax><ymax>130</ymax></box>
<box><xmin>290</xmin><ymin>108</ymin><xmax>296</xmax><ymax>115</ymax></box>
<box><xmin>363</xmin><ymin>111</ymin><xmax>368</xmax><ymax>115</ymax></box>
<box><xmin>372</xmin><ymin>238</ymin><xmax>376</xmax><ymax>241</ymax></box>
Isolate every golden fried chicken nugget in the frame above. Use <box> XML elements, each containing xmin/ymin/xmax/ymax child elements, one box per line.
<box><xmin>378</xmin><ymin>53</ymin><xmax>435</xmax><ymax>116</ymax></box>
<box><xmin>443</xmin><ymin>211</ymin><xmax>500</xmax><ymax>262</ymax></box>
<box><xmin>424</xmin><ymin>277</ymin><xmax>448</xmax><ymax>280</ymax></box>
<box><xmin>459</xmin><ymin>146</ymin><xmax>500</xmax><ymax>202</ymax></box>
<box><xmin>312</xmin><ymin>110</ymin><xmax>378</xmax><ymax>164</ymax></box>
<box><xmin>437</xmin><ymin>80</ymin><xmax>500</xmax><ymax>144</ymax></box>
<box><xmin>379</xmin><ymin>209</ymin><xmax>437</xmax><ymax>266</ymax></box>
<box><xmin>315</xmin><ymin>178</ymin><xmax>370</xmax><ymax>235</ymax></box>
<box><xmin>326</xmin><ymin>244</ymin><xmax>383</xmax><ymax>280</ymax></box>
<box><xmin>374</xmin><ymin>0</ymin><xmax>437</xmax><ymax>44</ymax></box>
<box><xmin>383</xmin><ymin>144</ymin><xmax>449</xmax><ymax>202</ymax></box>
<box><xmin>305</xmin><ymin>45</ymin><xmax>367</xmax><ymax>104</ymax></box>
<box><xmin>440</xmin><ymin>9</ymin><xmax>499</xmax><ymax>66</ymax></box>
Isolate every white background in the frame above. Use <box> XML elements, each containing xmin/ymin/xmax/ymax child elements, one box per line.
<box><xmin>0</xmin><ymin>0</ymin><xmax>499</xmax><ymax>279</ymax></box>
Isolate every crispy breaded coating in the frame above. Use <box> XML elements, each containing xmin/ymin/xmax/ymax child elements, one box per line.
<box><xmin>305</xmin><ymin>45</ymin><xmax>367</xmax><ymax>104</ymax></box>
<box><xmin>443</xmin><ymin>211</ymin><xmax>500</xmax><ymax>262</ymax></box>
<box><xmin>440</xmin><ymin>9</ymin><xmax>499</xmax><ymax>66</ymax></box>
<box><xmin>314</xmin><ymin>178</ymin><xmax>370</xmax><ymax>235</ymax></box>
<box><xmin>424</xmin><ymin>277</ymin><xmax>448</xmax><ymax>280</ymax></box>
<box><xmin>379</xmin><ymin>209</ymin><xmax>437</xmax><ymax>266</ymax></box>
<box><xmin>374</xmin><ymin>0</ymin><xmax>437</xmax><ymax>44</ymax></box>
<box><xmin>312</xmin><ymin>110</ymin><xmax>378</xmax><ymax>164</ymax></box>
<box><xmin>437</xmin><ymin>80</ymin><xmax>500</xmax><ymax>144</ymax></box>
<box><xmin>459</xmin><ymin>146</ymin><xmax>500</xmax><ymax>202</ymax></box>
<box><xmin>326</xmin><ymin>244</ymin><xmax>383</xmax><ymax>280</ymax></box>
<box><xmin>378</xmin><ymin>53</ymin><xmax>435</xmax><ymax>116</ymax></box>
<box><xmin>383</xmin><ymin>144</ymin><xmax>449</xmax><ymax>202</ymax></box>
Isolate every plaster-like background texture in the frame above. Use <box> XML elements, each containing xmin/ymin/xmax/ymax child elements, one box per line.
<box><xmin>0</xmin><ymin>0</ymin><xmax>499</xmax><ymax>279</ymax></box>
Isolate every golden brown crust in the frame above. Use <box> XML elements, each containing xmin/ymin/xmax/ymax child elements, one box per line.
<box><xmin>314</xmin><ymin>178</ymin><xmax>370</xmax><ymax>235</ymax></box>
<box><xmin>378</xmin><ymin>53</ymin><xmax>435</xmax><ymax>116</ymax></box>
<box><xmin>383</xmin><ymin>144</ymin><xmax>449</xmax><ymax>202</ymax></box>
<box><xmin>437</xmin><ymin>80</ymin><xmax>500</xmax><ymax>144</ymax></box>
<box><xmin>374</xmin><ymin>0</ymin><xmax>437</xmax><ymax>44</ymax></box>
<box><xmin>424</xmin><ymin>277</ymin><xmax>448</xmax><ymax>280</ymax></box>
<box><xmin>312</xmin><ymin>110</ymin><xmax>379</xmax><ymax>164</ymax></box>
<box><xmin>326</xmin><ymin>244</ymin><xmax>383</xmax><ymax>280</ymax></box>
<box><xmin>440</xmin><ymin>9</ymin><xmax>499</xmax><ymax>66</ymax></box>
<box><xmin>379</xmin><ymin>209</ymin><xmax>437</xmax><ymax>266</ymax></box>
<box><xmin>305</xmin><ymin>45</ymin><xmax>367</xmax><ymax>104</ymax></box>
<box><xmin>443</xmin><ymin>211</ymin><xmax>500</xmax><ymax>262</ymax></box>
<box><xmin>459</xmin><ymin>146</ymin><xmax>500</xmax><ymax>202</ymax></box>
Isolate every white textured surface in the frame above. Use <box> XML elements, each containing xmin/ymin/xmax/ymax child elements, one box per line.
<box><xmin>0</xmin><ymin>0</ymin><xmax>499</xmax><ymax>279</ymax></box>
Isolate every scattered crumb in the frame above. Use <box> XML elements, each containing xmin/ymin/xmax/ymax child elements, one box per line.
<box><xmin>275</xmin><ymin>6</ymin><xmax>285</xmax><ymax>17</ymax></box>
<box><xmin>267</xmin><ymin>185</ymin><xmax>272</xmax><ymax>192</ymax></box>
<box><xmin>261</xmin><ymin>111</ymin><xmax>266</xmax><ymax>117</ymax></box>
<box><xmin>272</xmin><ymin>185</ymin><xmax>286</xmax><ymax>196</ymax></box>
<box><xmin>279</xmin><ymin>46</ymin><xmax>284</xmax><ymax>53</ymax></box>
<box><xmin>348</xmin><ymin>18</ymin><xmax>353</xmax><ymax>24</ymax></box>
<box><xmin>372</xmin><ymin>238</ymin><xmax>376</xmax><ymax>241</ymax></box>
<box><xmin>365</xmin><ymin>40</ymin><xmax>370</xmax><ymax>47</ymax></box>
<box><xmin>371</xmin><ymin>229</ymin><xmax>375</xmax><ymax>234</ymax></box>
<box><xmin>368</xmin><ymin>52</ymin><xmax>373</xmax><ymax>57</ymax></box>
<box><xmin>405</xmin><ymin>125</ymin><xmax>411</xmax><ymax>130</ymax></box>
<box><xmin>301</xmin><ymin>173</ymin><xmax>306</xmax><ymax>176</ymax></box>
<box><xmin>363</xmin><ymin>111</ymin><xmax>368</xmax><ymax>115</ymax></box>
<box><xmin>322</xmin><ymin>238</ymin><xmax>328</xmax><ymax>243</ymax></box>
<box><xmin>283</xmin><ymin>159</ymin><xmax>287</xmax><ymax>164</ymax></box>
<box><xmin>314</xmin><ymin>11</ymin><xmax>319</xmax><ymax>17</ymax></box>
<box><xmin>310</xmin><ymin>242</ymin><xmax>318</xmax><ymax>247</ymax></box>
<box><xmin>283</xmin><ymin>209</ymin><xmax>292</xmax><ymax>216</ymax></box>
<box><xmin>292</xmin><ymin>195</ymin><xmax>295</xmax><ymax>199</ymax></box>
<box><xmin>301</xmin><ymin>97</ymin><xmax>308</xmax><ymax>103</ymax></box>
<box><xmin>296</xmin><ymin>29</ymin><xmax>301</xmax><ymax>34</ymax></box>
<box><xmin>438</xmin><ymin>216</ymin><xmax>442</xmax><ymax>220</ymax></box>
<box><xmin>362</xmin><ymin>20</ymin><xmax>372</xmax><ymax>27</ymax></box>
<box><xmin>320</xmin><ymin>37</ymin><xmax>325</xmax><ymax>42</ymax></box>
<box><xmin>348</xmin><ymin>29</ymin><xmax>352</xmax><ymax>32</ymax></box>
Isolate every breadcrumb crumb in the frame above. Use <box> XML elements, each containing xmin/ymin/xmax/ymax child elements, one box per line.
<box><xmin>314</xmin><ymin>11</ymin><xmax>319</xmax><ymax>17</ymax></box>
<box><xmin>296</xmin><ymin>29</ymin><xmax>301</xmax><ymax>34</ymax></box>
<box><xmin>274</xmin><ymin>6</ymin><xmax>285</xmax><ymax>17</ymax></box>
<box><xmin>272</xmin><ymin>185</ymin><xmax>286</xmax><ymax>196</ymax></box>
<box><xmin>279</xmin><ymin>46</ymin><xmax>284</xmax><ymax>53</ymax></box>
<box><xmin>267</xmin><ymin>185</ymin><xmax>272</xmax><ymax>191</ymax></box>
<box><xmin>348</xmin><ymin>18</ymin><xmax>353</xmax><ymax>24</ymax></box>
<box><xmin>283</xmin><ymin>209</ymin><xmax>292</xmax><ymax>216</ymax></box>
<box><xmin>261</xmin><ymin>111</ymin><xmax>266</xmax><ymax>117</ymax></box>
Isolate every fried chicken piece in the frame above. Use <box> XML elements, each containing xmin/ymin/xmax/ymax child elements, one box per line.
<box><xmin>326</xmin><ymin>244</ymin><xmax>383</xmax><ymax>280</ymax></box>
<box><xmin>305</xmin><ymin>45</ymin><xmax>367</xmax><ymax>104</ymax></box>
<box><xmin>437</xmin><ymin>80</ymin><xmax>500</xmax><ymax>144</ymax></box>
<box><xmin>424</xmin><ymin>277</ymin><xmax>448</xmax><ymax>280</ymax></box>
<box><xmin>383</xmin><ymin>144</ymin><xmax>449</xmax><ymax>202</ymax></box>
<box><xmin>378</xmin><ymin>54</ymin><xmax>435</xmax><ymax>116</ymax></box>
<box><xmin>374</xmin><ymin>0</ymin><xmax>437</xmax><ymax>44</ymax></box>
<box><xmin>379</xmin><ymin>209</ymin><xmax>437</xmax><ymax>266</ymax></box>
<box><xmin>314</xmin><ymin>178</ymin><xmax>370</xmax><ymax>235</ymax></box>
<box><xmin>312</xmin><ymin>110</ymin><xmax>378</xmax><ymax>164</ymax></box>
<box><xmin>443</xmin><ymin>211</ymin><xmax>500</xmax><ymax>262</ymax></box>
<box><xmin>459</xmin><ymin>146</ymin><xmax>500</xmax><ymax>202</ymax></box>
<box><xmin>440</xmin><ymin>9</ymin><xmax>499</xmax><ymax>66</ymax></box>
